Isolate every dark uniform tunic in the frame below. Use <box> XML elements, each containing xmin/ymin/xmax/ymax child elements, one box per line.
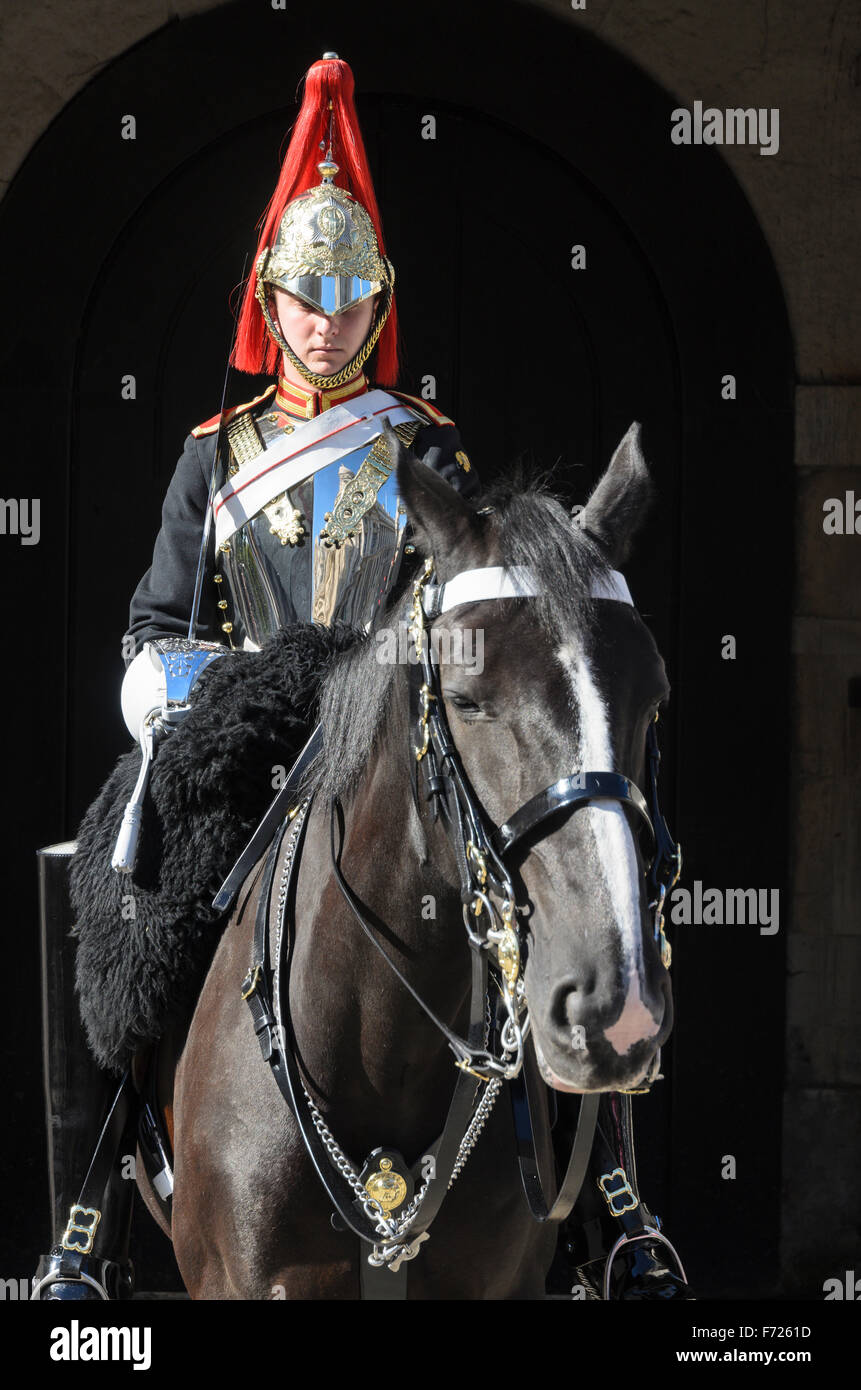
<box><xmin>126</xmin><ymin>372</ymin><xmax>476</xmax><ymax>655</ymax></box>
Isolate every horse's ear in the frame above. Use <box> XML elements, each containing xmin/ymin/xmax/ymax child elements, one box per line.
<box><xmin>386</xmin><ymin>421</ymin><xmax>476</xmax><ymax>566</ymax></box>
<box><xmin>579</xmin><ymin>422</ymin><xmax>654</xmax><ymax>566</ymax></box>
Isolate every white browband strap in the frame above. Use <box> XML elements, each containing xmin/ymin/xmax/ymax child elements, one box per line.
<box><xmin>590</xmin><ymin>570</ymin><xmax>634</xmax><ymax>604</ymax></box>
<box><xmin>423</xmin><ymin>566</ymin><xmax>633</xmax><ymax>615</ymax></box>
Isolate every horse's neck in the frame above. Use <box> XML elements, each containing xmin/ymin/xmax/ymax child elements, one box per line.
<box><xmin>287</xmin><ymin>672</ymin><xmax>470</xmax><ymax>1149</ymax></box>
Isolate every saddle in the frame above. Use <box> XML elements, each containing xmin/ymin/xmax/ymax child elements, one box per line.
<box><xmin>70</xmin><ymin>622</ymin><xmax>360</xmax><ymax>1074</ymax></box>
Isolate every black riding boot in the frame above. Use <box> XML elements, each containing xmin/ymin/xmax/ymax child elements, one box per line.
<box><xmin>31</xmin><ymin>844</ymin><xmax>136</xmax><ymax>1301</ymax></box>
<box><xmin>552</xmin><ymin>1092</ymin><xmax>694</xmax><ymax>1300</ymax></box>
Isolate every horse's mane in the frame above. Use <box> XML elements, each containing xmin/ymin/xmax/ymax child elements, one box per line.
<box><xmin>312</xmin><ymin>476</ymin><xmax>611</xmax><ymax>802</ymax></box>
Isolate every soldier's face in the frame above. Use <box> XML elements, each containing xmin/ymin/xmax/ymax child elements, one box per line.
<box><xmin>273</xmin><ymin>289</ymin><xmax>376</xmax><ymax>378</ymax></box>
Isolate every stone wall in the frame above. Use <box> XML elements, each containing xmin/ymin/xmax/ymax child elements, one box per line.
<box><xmin>785</xmin><ymin>386</ymin><xmax>861</xmax><ymax>1290</ymax></box>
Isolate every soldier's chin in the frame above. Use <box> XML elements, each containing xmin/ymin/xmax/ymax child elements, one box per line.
<box><xmin>308</xmin><ymin>349</ymin><xmax>345</xmax><ymax>366</ymax></box>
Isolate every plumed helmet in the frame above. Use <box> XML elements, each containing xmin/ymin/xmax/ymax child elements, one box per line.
<box><xmin>233</xmin><ymin>55</ymin><xmax>398</xmax><ymax>388</ymax></box>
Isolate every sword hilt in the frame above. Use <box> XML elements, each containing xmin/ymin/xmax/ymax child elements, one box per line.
<box><xmin>111</xmin><ymin>721</ymin><xmax>156</xmax><ymax>874</ymax></box>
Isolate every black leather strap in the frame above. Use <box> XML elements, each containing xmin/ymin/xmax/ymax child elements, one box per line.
<box><xmin>243</xmin><ymin>796</ymin><xmax>489</xmax><ymax>1261</ymax></box>
<box><xmin>330</xmin><ymin>797</ymin><xmax>505</xmax><ymax>1076</ymax></box>
<box><xmin>509</xmin><ymin>1042</ymin><xmax>599</xmax><ymax>1223</ymax></box>
<box><xmin>328</xmin><ymin>792</ymin><xmax>506</xmax><ymax>1227</ymax></box>
<box><xmin>402</xmin><ymin>946</ymin><xmax>492</xmax><ymax>1239</ymax></box>
<box><xmin>493</xmin><ymin>773</ymin><xmax>653</xmax><ymax>858</ymax></box>
<box><xmin>360</xmin><ymin>1259</ymin><xmax>408</xmax><ymax>1300</ymax></box>
<box><xmin>591</xmin><ymin>1097</ymin><xmax>654</xmax><ymax>1238</ymax></box>
<box><xmin>213</xmin><ymin>725</ymin><xmax>323</xmax><ymax>912</ymax></box>
<box><xmin>645</xmin><ymin>719</ymin><xmax>681</xmax><ymax>899</ymax></box>
<box><xmin>242</xmin><ymin>803</ymin><xmax>385</xmax><ymax>1244</ymax></box>
<box><xmin>54</xmin><ymin>1072</ymin><xmax>136</xmax><ymax>1280</ymax></box>
<box><xmin>242</xmin><ymin>788</ymin><xmax>507</xmax><ymax>1293</ymax></box>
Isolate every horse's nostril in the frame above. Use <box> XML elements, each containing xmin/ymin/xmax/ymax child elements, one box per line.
<box><xmin>550</xmin><ymin>975</ymin><xmax>597</xmax><ymax>1028</ymax></box>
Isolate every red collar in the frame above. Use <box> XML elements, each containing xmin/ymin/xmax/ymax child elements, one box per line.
<box><xmin>274</xmin><ymin>372</ymin><xmax>369</xmax><ymax>420</ymax></box>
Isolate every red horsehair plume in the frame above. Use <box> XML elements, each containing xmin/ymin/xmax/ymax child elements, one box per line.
<box><xmin>232</xmin><ymin>55</ymin><xmax>399</xmax><ymax>384</ymax></box>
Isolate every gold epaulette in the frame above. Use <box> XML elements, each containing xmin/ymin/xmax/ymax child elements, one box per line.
<box><xmin>388</xmin><ymin>390</ymin><xmax>455</xmax><ymax>428</ymax></box>
<box><xmin>191</xmin><ymin>384</ymin><xmax>277</xmax><ymax>438</ymax></box>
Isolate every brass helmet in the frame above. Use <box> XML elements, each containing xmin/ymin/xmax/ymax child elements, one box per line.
<box><xmin>234</xmin><ymin>55</ymin><xmax>399</xmax><ymax>388</ymax></box>
<box><xmin>254</xmin><ymin>156</ymin><xmax>395</xmax><ymax>388</ymax></box>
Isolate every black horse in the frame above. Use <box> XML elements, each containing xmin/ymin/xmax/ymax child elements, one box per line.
<box><xmin>141</xmin><ymin>422</ymin><xmax>675</xmax><ymax>1298</ymax></box>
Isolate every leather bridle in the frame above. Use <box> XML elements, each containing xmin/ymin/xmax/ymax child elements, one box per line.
<box><xmin>376</xmin><ymin>556</ymin><xmax>682</xmax><ymax>1085</ymax></box>
<box><xmin>238</xmin><ymin>554</ymin><xmax>683</xmax><ymax>1282</ymax></box>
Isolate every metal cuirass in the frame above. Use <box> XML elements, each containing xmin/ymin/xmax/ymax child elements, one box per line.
<box><xmin>213</xmin><ymin>391</ymin><xmax>423</xmax><ymax>647</ymax></box>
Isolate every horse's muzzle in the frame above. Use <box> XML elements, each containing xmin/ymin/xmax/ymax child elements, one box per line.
<box><xmin>531</xmin><ymin>969</ymin><xmax>673</xmax><ymax>1093</ymax></box>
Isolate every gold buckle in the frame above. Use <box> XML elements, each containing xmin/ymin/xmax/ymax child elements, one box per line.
<box><xmin>598</xmin><ymin>1167</ymin><xmax>638</xmax><ymax>1216</ymax></box>
<box><xmin>466</xmin><ymin>841</ymin><xmax>487</xmax><ymax>886</ymax></box>
<box><xmin>658</xmin><ymin>917</ymin><xmax>672</xmax><ymax>970</ymax></box>
<box><xmin>455</xmin><ymin>1058</ymin><xmax>491</xmax><ymax>1082</ymax></box>
<box><xmin>408</xmin><ymin>557</ymin><xmax>434</xmax><ymax>661</ymax></box>
<box><xmin>415</xmin><ymin>683</ymin><xmax>436</xmax><ymax>762</ymax></box>
<box><xmin>241</xmin><ymin>962</ymin><xmax>263</xmax><ymax>1000</ymax></box>
<box><xmin>61</xmin><ymin>1204</ymin><xmax>101</xmax><ymax>1255</ymax></box>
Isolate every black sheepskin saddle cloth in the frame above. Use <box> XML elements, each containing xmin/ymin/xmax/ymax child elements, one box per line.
<box><xmin>71</xmin><ymin>623</ymin><xmax>358</xmax><ymax>1074</ymax></box>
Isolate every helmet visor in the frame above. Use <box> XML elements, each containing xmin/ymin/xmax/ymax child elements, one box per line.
<box><xmin>270</xmin><ymin>273</ymin><xmax>382</xmax><ymax>316</ymax></box>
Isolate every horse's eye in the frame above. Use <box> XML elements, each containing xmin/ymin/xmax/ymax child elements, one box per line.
<box><xmin>444</xmin><ymin>694</ymin><xmax>481</xmax><ymax>715</ymax></box>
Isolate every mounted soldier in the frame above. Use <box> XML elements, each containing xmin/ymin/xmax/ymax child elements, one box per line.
<box><xmin>124</xmin><ymin>56</ymin><xmax>477</xmax><ymax>661</ymax></box>
<box><xmin>33</xmin><ymin>54</ymin><xmax>690</xmax><ymax>1300</ymax></box>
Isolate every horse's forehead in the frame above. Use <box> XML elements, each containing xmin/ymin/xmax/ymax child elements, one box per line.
<box><xmin>437</xmin><ymin>531</ymin><xmax>498</xmax><ymax>581</ymax></box>
<box><xmin>558</xmin><ymin>607</ymin><xmax>666</xmax><ymax>708</ymax></box>
<box><xmin>555</xmin><ymin>637</ymin><xmax>597</xmax><ymax>699</ymax></box>
<box><xmin>554</xmin><ymin>608</ymin><xmax>634</xmax><ymax>679</ymax></box>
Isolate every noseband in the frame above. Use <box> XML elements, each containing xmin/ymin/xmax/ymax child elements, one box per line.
<box><xmin>388</xmin><ymin>557</ymin><xmax>681</xmax><ymax>1086</ymax></box>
